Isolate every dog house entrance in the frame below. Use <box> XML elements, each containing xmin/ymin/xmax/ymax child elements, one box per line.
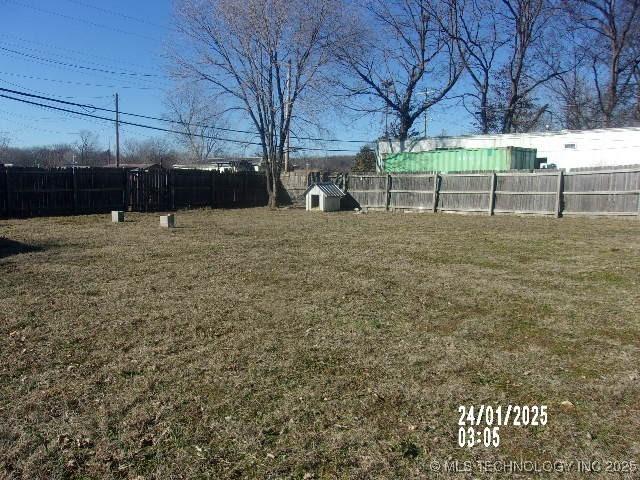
<box><xmin>311</xmin><ymin>194</ymin><xmax>320</xmax><ymax>209</ymax></box>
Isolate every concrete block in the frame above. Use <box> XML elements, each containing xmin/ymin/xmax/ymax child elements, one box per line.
<box><xmin>160</xmin><ymin>214</ymin><xmax>175</xmax><ymax>228</ymax></box>
<box><xmin>111</xmin><ymin>211</ymin><xmax>124</xmax><ymax>223</ymax></box>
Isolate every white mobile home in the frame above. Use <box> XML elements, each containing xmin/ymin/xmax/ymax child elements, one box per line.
<box><xmin>304</xmin><ymin>182</ymin><xmax>345</xmax><ymax>212</ymax></box>
<box><xmin>377</xmin><ymin>127</ymin><xmax>640</xmax><ymax>171</ymax></box>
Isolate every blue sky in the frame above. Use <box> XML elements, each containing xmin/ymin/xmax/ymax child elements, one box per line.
<box><xmin>0</xmin><ymin>0</ymin><xmax>468</xmax><ymax>155</ymax></box>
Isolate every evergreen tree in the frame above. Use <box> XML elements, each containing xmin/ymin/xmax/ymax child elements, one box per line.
<box><xmin>352</xmin><ymin>146</ymin><xmax>377</xmax><ymax>172</ymax></box>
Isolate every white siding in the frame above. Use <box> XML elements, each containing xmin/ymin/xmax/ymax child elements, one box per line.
<box><xmin>378</xmin><ymin>127</ymin><xmax>640</xmax><ymax>170</ymax></box>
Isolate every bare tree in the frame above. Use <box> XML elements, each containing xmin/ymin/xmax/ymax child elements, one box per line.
<box><xmin>563</xmin><ymin>0</ymin><xmax>640</xmax><ymax>127</ymax></box>
<box><xmin>165</xmin><ymin>83</ymin><xmax>224</xmax><ymax>162</ymax></box>
<box><xmin>496</xmin><ymin>0</ymin><xmax>567</xmax><ymax>133</ymax></box>
<box><xmin>444</xmin><ymin>0</ymin><xmax>507</xmax><ymax>133</ymax></box>
<box><xmin>338</xmin><ymin>0</ymin><xmax>464</xmax><ymax>148</ymax></box>
<box><xmin>551</xmin><ymin>65</ymin><xmax>600</xmax><ymax>129</ymax></box>
<box><xmin>75</xmin><ymin>130</ymin><xmax>100</xmax><ymax>166</ymax></box>
<box><xmin>0</xmin><ymin>133</ymin><xmax>9</xmax><ymax>164</ymax></box>
<box><xmin>173</xmin><ymin>0</ymin><xmax>351</xmax><ymax>207</ymax></box>
<box><xmin>124</xmin><ymin>138</ymin><xmax>177</xmax><ymax>168</ymax></box>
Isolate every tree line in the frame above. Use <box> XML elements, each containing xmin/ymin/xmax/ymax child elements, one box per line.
<box><xmin>0</xmin><ymin>131</ymin><xmax>183</xmax><ymax>169</ymax></box>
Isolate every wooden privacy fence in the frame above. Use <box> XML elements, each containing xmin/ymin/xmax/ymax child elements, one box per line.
<box><xmin>280</xmin><ymin>171</ymin><xmax>331</xmax><ymax>205</ymax></box>
<box><xmin>0</xmin><ymin>166</ymin><xmax>127</xmax><ymax>218</ymax></box>
<box><xmin>346</xmin><ymin>167</ymin><xmax>640</xmax><ymax>217</ymax></box>
<box><xmin>0</xmin><ymin>165</ymin><xmax>268</xmax><ymax>218</ymax></box>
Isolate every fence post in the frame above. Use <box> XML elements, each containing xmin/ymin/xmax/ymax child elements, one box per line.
<box><xmin>122</xmin><ymin>168</ymin><xmax>127</xmax><ymax>211</ymax></box>
<box><xmin>168</xmin><ymin>169</ymin><xmax>174</xmax><ymax>210</ymax></box>
<box><xmin>555</xmin><ymin>170</ymin><xmax>564</xmax><ymax>218</ymax></box>
<box><xmin>386</xmin><ymin>173</ymin><xmax>391</xmax><ymax>211</ymax></box>
<box><xmin>432</xmin><ymin>173</ymin><xmax>439</xmax><ymax>213</ymax></box>
<box><xmin>72</xmin><ymin>167</ymin><xmax>78</xmax><ymax>214</ymax></box>
<box><xmin>488</xmin><ymin>172</ymin><xmax>496</xmax><ymax>216</ymax></box>
<box><xmin>1</xmin><ymin>166</ymin><xmax>8</xmax><ymax>217</ymax></box>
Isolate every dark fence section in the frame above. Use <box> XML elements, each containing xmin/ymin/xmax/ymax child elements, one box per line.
<box><xmin>213</xmin><ymin>170</ymin><xmax>268</xmax><ymax>208</ymax></box>
<box><xmin>0</xmin><ymin>165</ymin><xmax>268</xmax><ymax>218</ymax></box>
<box><xmin>127</xmin><ymin>168</ymin><xmax>168</xmax><ymax>212</ymax></box>
<box><xmin>75</xmin><ymin>167</ymin><xmax>128</xmax><ymax>214</ymax></box>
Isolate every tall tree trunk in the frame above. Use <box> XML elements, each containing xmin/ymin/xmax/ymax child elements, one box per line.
<box><xmin>480</xmin><ymin>88</ymin><xmax>490</xmax><ymax>134</ymax></box>
<box><xmin>397</xmin><ymin>115</ymin><xmax>412</xmax><ymax>151</ymax></box>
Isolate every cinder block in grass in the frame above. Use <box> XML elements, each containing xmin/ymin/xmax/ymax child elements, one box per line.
<box><xmin>111</xmin><ymin>211</ymin><xmax>124</xmax><ymax>223</ymax></box>
<box><xmin>160</xmin><ymin>214</ymin><xmax>176</xmax><ymax>228</ymax></box>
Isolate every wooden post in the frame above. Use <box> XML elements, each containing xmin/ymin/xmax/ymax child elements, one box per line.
<box><xmin>210</xmin><ymin>170</ymin><xmax>215</xmax><ymax>209</ymax></box>
<box><xmin>2</xmin><ymin>166</ymin><xmax>9</xmax><ymax>218</ymax></box>
<box><xmin>385</xmin><ymin>173</ymin><xmax>391</xmax><ymax>211</ymax></box>
<box><xmin>555</xmin><ymin>170</ymin><xmax>564</xmax><ymax>218</ymax></box>
<box><xmin>432</xmin><ymin>173</ymin><xmax>439</xmax><ymax>213</ymax></box>
<box><xmin>122</xmin><ymin>168</ymin><xmax>128</xmax><ymax>211</ymax></box>
<box><xmin>169</xmin><ymin>169</ymin><xmax>176</xmax><ymax>211</ymax></box>
<box><xmin>71</xmin><ymin>167</ymin><xmax>78</xmax><ymax>213</ymax></box>
<box><xmin>211</xmin><ymin>171</ymin><xmax>217</xmax><ymax>208</ymax></box>
<box><xmin>488</xmin><ymin>172</ymin><xmax>496</xmax><ymax>216</ymax></box>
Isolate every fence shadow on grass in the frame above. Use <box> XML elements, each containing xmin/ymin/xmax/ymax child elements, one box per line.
<box><xmin>0</xmin><ymin>237</ymin><xmax>45</xmax><ymax>259</ymax></box>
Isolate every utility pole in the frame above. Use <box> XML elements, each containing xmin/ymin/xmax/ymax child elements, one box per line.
<box><xmin>115</xmin><ymin>93</ymin><xmax>120</xmax><ymax>167</ymax></box>
<box><xmin>284</xmin><ymin>59</ymin><xmax>291</xmax><ymax>172</ymax></box>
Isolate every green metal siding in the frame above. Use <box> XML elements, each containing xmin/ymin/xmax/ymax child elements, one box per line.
<box><xmin>383</xmin><ymin>147</ymin><xmax>537</xmax><ymax>173</ymax></box>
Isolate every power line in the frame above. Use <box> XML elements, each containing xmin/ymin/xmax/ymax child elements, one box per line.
<box><xmin>0</xmin><ymin>33</ymin><xmax>165</xmax><ymax>70</ymax></box>
<box><xmin>61</xmin><ymin>0</ymin><xmax>173</xmax><ymax>31</ymax></box>
<box><xmin>0</xmin><ymin>93</ymin><xmax>360</xmax><ymax>152</ymax></box>
<box><xmin>0</xmin><ymin>71</ymin><xmax>161</xmax><ymax>91</ymax></box>
<box><xmin>0</xmin><ymin>92</ymin><xmax>263</xmax><ymax>145</ymax></box>
<box><xmin>0</xmin><ymin>46</ymin><xmax>164</xmax><ymax>78</ymax></box>
<box><xmin>5</xmin><ymin>0</ymin><xmax>162</xmax><ymax>42</ymax></box>
<box><xmin>0</xmin><ymin>39</ymin><xmax>166</xmax><ymax>77</ymax></box>
<box><xmin>0</xmin><ymin>78</ymin><xmax>111</xmax><ymax>100</ymax></box>
<box><xmin>0</xmin><ymin>87</ymin><xmax>370</xmax><ymax>145</ymax></box>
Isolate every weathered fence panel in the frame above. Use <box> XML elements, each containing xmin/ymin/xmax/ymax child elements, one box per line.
<box><xmin>389</xmin><ymin>174</ymin><xmax>435</xmax><ymax>210</ymax></box>
<box><xmin>280</xmin><ymin>171</ymin><xmax>330</xmax><ymax>205</ymax></box>
<box><xmin>343</xmin><ymin>167</ymin><xmax>640</xmax><ymax>217</ymax></box>
<box><xmin>562</xmin><ymin>169</ymin><xmax>640</xmax><ymax>215</ymax></box>
<box><xmin>348</xmin><ymin>174</ymin><xmax>388</xmax><ymax>210</ymax></box>
<box><xmin>494</xmin><ymin>172</ymin><xmax>558</xmax><ymax>215</ymax></box>
<box><xmin>438</xmin><ymin>174</ymin><xmax>491</xmax><ymax>212</ymax></box>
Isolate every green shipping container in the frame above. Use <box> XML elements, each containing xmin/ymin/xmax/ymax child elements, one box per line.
<box><xmin>383</xmin><ymin>147</ymin><xmax>537</xmax><ymax>173</ymax></box>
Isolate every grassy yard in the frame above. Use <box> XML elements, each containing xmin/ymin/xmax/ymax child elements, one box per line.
<box><xmin>1</xmin><ymin>208</ymin><xmax>639</xmax><ymax>478</ymax></box>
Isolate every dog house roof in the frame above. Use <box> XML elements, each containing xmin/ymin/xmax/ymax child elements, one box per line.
<box><xmin>303</xmin><ymin>181</ymin><xmax>346</xmax><ymax>198</ymax></box>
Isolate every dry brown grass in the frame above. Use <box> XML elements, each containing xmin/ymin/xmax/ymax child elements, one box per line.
<box><xmin>1</xmin><ymin>208</ymin><xmax>639</xmax><ymax>479</ymax></box>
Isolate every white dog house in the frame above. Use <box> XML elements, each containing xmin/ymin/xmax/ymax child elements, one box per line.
<box><xmin>304</xmin><ymin>182</ymin><xmax>345</xmax><ymax>212</ymax></box>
